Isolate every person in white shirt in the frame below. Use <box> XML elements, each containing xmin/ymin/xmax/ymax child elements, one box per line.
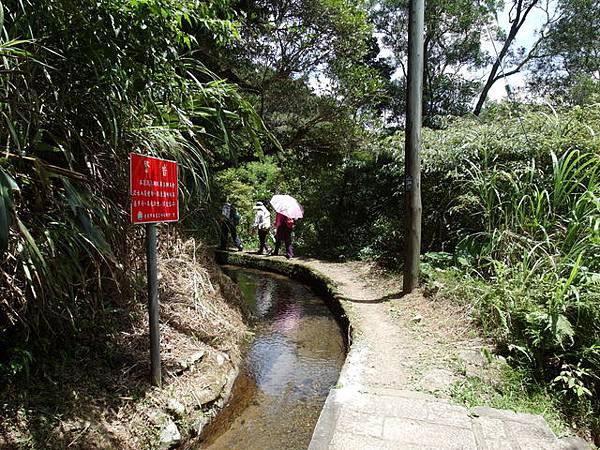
<box><xmin>252</xmin><ymin>201</ymin><xmax>271</xmax><ymax>254</ymax></box>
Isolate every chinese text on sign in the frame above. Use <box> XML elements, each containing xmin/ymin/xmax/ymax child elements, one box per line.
<box><xmin>130</xmin><ymin>153</ymin><xmax>179</xmax><ymax>224</ymax></box>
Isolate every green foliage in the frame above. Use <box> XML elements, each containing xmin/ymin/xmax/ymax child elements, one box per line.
<box><xmin>451</xmin><ymin>366</ymin><xmax>569</xmax><ymax>435</ymax></box>
<box><xmin>0</xmin><ymin>0</ymin><xmax>271</xmax><ymax>355</ymax></box>
<box><xmin>284</xmin><ymin>149</ymin><xmax>404</xmax><ymax>262</ymax></box>
<box><xmin>404</xmin><ymin>103</ymin><xmax>600</xmax><ymax>436</ymax></box>
<box><xmin>0</xmin><ymin>347</ymin><xmax>33</xmax><ymax>378</ymax></box>
<box><xmin>210</xmin><ymin>0</ymin><xmax>384</xmax><ymax>158</ymax></box>
<box><xmin>217</xmin><ymin>159</ymin><xmax>281</xmax><ymax>203</ymax></box>
<box><xmin>212</xmin><ymin>157</ymin><xmax>283</xmax><ymax>245</ymax></box>
<box><xmin>206</xmin><ymin>0</ymin><xmax>388</xmax><ymax>255</ymax></box>
<box><xmin>529</xmin><ymin>0</ymin><xmax>600</xmax><ymax>105</ymax></box>
<box><xmin>283</xmin><ymin>103</ymin><xmax>600</xmax><ymax>433</ymax></box>
<box><xmin>374</xmin><ymin>0</ymin><xmax>495</xmax><ymax>123</ymax></box>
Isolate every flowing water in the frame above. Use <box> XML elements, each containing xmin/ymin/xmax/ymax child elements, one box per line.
<box><xmin>199</xmin><ymin>266</ymin><xmax>345</xmax><ymax>450</ymax></box>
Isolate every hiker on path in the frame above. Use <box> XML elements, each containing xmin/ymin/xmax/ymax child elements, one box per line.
<box><xmin>269</xmin><ymin>194</ymin><xmax>303</xmax><ymax>259</ymax></box>
<box><xmin>272</xmin><ymin>212</ymin><xmax>295</xmax><ymax>259</ymax></box>
<box><xmin>253</xmin><ymin>201</ymin><xmax>271</xmax><ymax>254</ymax></box>
<box><xmin>219</xmin><ymin>201</ymin><xmax>243</xmax><ymax>251</ymax></box>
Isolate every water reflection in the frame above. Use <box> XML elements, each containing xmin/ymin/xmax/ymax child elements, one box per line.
<box><xmin>255</xmin><ymin>278</ymin><xmax>276</xmax><ymax>317</ymax></box>
<box><xmin>200</xmin><ymin>267</ymin><xmax>344</xmax><ymax>450</ymax></box>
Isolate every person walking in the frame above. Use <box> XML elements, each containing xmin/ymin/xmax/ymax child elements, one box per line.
<box><xmin>219</xmin><ymin>201</ymin><xmax>243</xmax><ymax>251</ymax></box>
<box><xmin>252</xmin><ymin>201</ymin><xmax>271</xmax><ymax>254</ymax></box>
<box><xmin>271</xmin><ymin>211</ymin><xmax>295</xmax><ymax>259</ymax></box>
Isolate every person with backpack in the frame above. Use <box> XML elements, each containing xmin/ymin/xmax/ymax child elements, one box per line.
<box><xmin>219</xmin><ymin>201</ymin><xmax>243</xmax><ymax>251</ymax></box>
<box><xmin>252</xmin><ymin>201</ymin><xmax>271</xmax><ymax>254</ymax></box>
<box><xmin>271</xmin><ymin>211</ymin><xmax>294</xmax><ymax>259</ymax></box>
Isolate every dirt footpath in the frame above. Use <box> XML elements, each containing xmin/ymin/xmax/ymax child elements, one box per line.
<box><xmin>295</xmin><ymin>259</ymin><xmax>588</xmax><ymax>450</ymax></box>
<box><xmin>305</xmin><ymin>259</ymin><xmax>483</xmax><ymax>394</ymax></box>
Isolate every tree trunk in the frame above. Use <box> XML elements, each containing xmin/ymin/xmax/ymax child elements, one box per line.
<box><xmin>473</xmin><ymin>0</ymin><xmax>538</xmax><ymax>115</ymax></box>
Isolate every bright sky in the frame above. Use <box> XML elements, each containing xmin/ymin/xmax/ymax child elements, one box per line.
<box><xmin>310</xmin><ymin>2</ymin><xmax>555</xmax><ymax>103</ymax></box>
<box><xmin>483</xmin><ymin>3</ymin><xmax>552</xmax><ymax>101</ymax></box>
<box><xmin>377</xmin><ymin>1</ymin><xmax>555</xmax><ymax>101</ymax></box>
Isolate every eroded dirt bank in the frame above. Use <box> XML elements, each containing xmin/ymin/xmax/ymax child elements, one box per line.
<box><xmin>0</xmin><ymin>239</ymin><xmax>249</xmax><ymax>449</ymax></box>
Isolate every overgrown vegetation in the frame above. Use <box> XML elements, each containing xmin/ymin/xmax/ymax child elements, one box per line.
<box><xmin>218</xmin><ymin>104</ymin><xmax>600</xmax><ymax>440</ymax></box>
<box><xmin>451</xmin><ymin>367</ymin><xmax>569</xmax><ymax>435</ymax></box>
<box><xmin>0</xmin><ymin>0</ymin><xmax>271</xmax><ymax>370</ymax></box>
<box><xmin>1</xmin><ymin>0</ymin><xmax>599</xmax><ymax>445</ymax></box>
<box><xmin>0</xmin><ymin>1</ymin><xmax>268</xmax><ymax>445</ymax></box>
<box><xmin>416</xmin><ymin>105</ymin><xmax>600</xmax><ymax>439</ymax></box>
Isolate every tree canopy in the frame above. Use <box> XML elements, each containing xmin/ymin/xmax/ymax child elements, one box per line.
<box><xmin>374</xmin><ymin>0</ymin><xmax>496</xmax><ymax>124</ymax></box>
<box><xmin>529</xmin><ymin>0</ymin><xmax>600</xmax><ymax>103</ymax></box>
<box><xmin>1</xmin><ymin>0</ymin><xmax>600</xmax><ymax>444</ymax></box>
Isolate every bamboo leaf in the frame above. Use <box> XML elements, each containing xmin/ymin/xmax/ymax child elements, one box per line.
<box><xmin>0</xmin><ymin>166</ymin><xmax>19</xmax><ymax>255</ymax></box>
<box><xmin>16</xmin><ymin>217</ymin><xmax>46</xmax><ymax>272</ymax></box>
<box><xmin>0</xmin><ymin>186</ymin><xmax>9</xmax><ymax>254</ymax></box>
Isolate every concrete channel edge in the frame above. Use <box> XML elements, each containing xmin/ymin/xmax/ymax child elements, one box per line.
<box><xmin>213</xmin><ymin>251</ymin><xmax>356</xmax><ymax>449</ymax></box>
<box><xmin>213</xmin><ymin>251</ymin><xmax>591</xmax><ymax>450</ymax></box>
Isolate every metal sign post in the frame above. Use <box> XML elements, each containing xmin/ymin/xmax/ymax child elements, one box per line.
<box><xmin>146</xmin><ymin>222</ymin><xmax>161</xmax><ymax>386</ymax></box>
<box><xmin>130</xmin><ymin>153</ymin><xmax>179</xmax><ymax>387</ymax></box>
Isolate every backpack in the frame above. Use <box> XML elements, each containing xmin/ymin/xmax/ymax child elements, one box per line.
<box><xmin>232</xmin><ymin>208</ymin><xmax>241</xmax><ymax>226</ymax></box>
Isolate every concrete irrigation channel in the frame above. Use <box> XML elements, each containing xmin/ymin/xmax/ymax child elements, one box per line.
<box><xmin>208</xmin><ymin>251</ymin><xmax>589</xmax><ymax>450</ymax></box>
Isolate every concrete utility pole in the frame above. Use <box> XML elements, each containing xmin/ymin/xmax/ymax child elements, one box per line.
<box><xmin>403</xmin><ymin>0</ymin><xmax>425</xmax><ymax>294</ymax></box>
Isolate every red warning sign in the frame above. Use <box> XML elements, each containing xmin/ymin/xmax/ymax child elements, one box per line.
<box><xmin>130</xmin><ymin>153</ymin><xmax>179</xmax><ymax>224</ymax></box>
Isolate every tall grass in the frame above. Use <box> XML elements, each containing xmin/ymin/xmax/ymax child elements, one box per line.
<box><xmin>424</xmin><ymin>105</ymin><xmax>600</xmax><ymax>437</ymax></box>
<box><xmin>0</xmin><ymin>0</ymin><xmax>273</xmax><ymax>372</ymax></box>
